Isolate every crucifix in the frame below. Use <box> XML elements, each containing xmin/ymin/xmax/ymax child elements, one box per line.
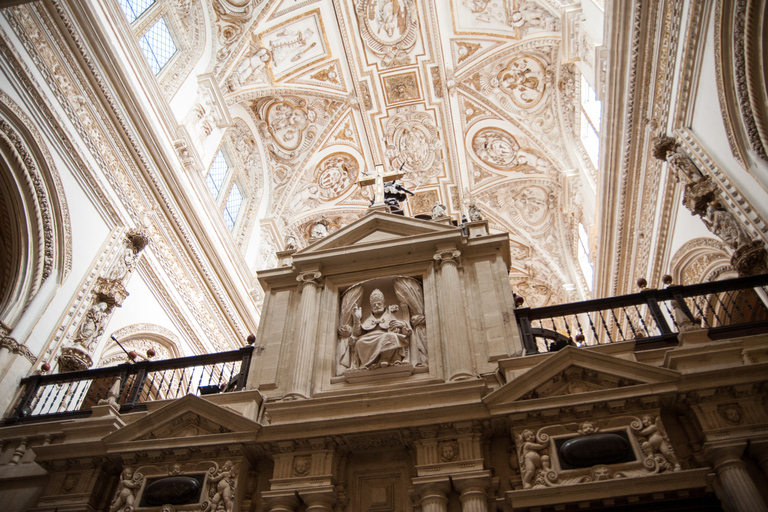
<box><xmin>358</xmin><ymin>164</ymin><xmax>404</xmax><ymax>206</ymax></box>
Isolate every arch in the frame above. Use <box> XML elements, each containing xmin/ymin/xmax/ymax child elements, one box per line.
<box><xmin>669</xmin><ymin>237</ymin><xmax>732</xmax><ymax>286</ymax></box>
<box><xmin>98</xmin><ymin>323</ymin><xmax>182</xmax><ymax>367</ymax></box>
<box><xmin>715</xmin><ymin>0</ymin><xmax>768</xmax><ymax>167</ymax></box>
<box><xmin>0</xmin><ymin>93</ymin><xmax>71</xmax><ymax>332</ymax></box>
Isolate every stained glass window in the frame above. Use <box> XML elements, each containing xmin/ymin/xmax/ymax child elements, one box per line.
<box><xmin>223</xmin><ymin>184</ymin><xmax>243</xmax><ymax>231</ymax></box>
<box><xmin>118</xmin><ymin>0</ymin><xmax>154</xmax><ymax>23</ymax></box>
<box><xmin>139</xmin><ymin>18</ymin><xmax>177</xmax><ymax>74</ymax></box>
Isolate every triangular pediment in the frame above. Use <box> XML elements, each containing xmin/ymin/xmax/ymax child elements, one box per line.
<box><xmin>296</xmin><ymin>211</ymin><xmax>459</xmax><ymax>253</ymax></box>
<box><xmin>103</xmin><ymin>395</ymin><xmax>259</xmax><ymax>446</ymax></box>
<box><xmin>484</xmin><ymin>347</ymin><xmax>679</xmax><ymax>407</ymax></box>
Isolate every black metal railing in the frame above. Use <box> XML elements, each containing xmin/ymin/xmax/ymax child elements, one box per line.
<box><xmin>6</xmin><ymin>345</ymin><xmax>253</xmax><ymax>423</ymax></box>
<box><xmin>515</xmin><ymin>274</ymin><xmax>768</xmax><ymax>354</ymax></box>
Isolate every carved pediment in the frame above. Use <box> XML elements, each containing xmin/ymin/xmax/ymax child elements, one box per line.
<box><xmin>296</xmin><ymin>211</ymin><xmax>458</xmax><ymax>253</ymax></box>
<box><xmin>485</xmin><ymin>347</ymin><xmax>679</xmax><ymax>409</ymax></box>
<box><xmin>103</xmin><ymin>395</ymin><xmax>260</xmax><ymax>447</ymax></box>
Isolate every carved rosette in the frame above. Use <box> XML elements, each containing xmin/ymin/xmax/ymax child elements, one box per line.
<box><xmin>355</xmin><ymin>0</ymin><xmax>419</xmax><ymax>67</ymax></box>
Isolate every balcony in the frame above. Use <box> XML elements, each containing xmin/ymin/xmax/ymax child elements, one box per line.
<box><xmin>4</xmin><ymin>275</ymin><xmax>767</xmax><ymax>423</ymax></box>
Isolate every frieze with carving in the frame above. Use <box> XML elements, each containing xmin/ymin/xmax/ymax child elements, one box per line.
<box><xmin>337</xmin><ymin>276</ymin><xmax>427</xmax><ymax>377</ymax></box>
<box><xmin>511</xmin><ymin>415</ymin><xmax>682</xmax><ymax>491</ymax></box>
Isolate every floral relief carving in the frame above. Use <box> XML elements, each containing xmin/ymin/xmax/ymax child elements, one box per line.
<box><xmin>496</xmin><ymin>56</ymin><xmax>547</xmax><ymax>109</ymax></box>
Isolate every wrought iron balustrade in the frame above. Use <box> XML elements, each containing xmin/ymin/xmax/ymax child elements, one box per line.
<box><xmin>515</xmin><ymin>274</ymin><xmax>768</xmax><ymax>354</ymax></box>
<box><xmin>6</xmin><ymin>346</ymin><xmax>253</xmax><ymax>423</ymax></box>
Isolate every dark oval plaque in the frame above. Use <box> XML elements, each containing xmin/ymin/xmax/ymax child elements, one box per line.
<box><xmin>144</xmin><ymin>476</ymin><xmax>201</xmax><ymax>506</ymax></box>
<box><xmin>560</xmin><ymin>433</ymin><xmax>631</xmax><ymax>467</ymax></box>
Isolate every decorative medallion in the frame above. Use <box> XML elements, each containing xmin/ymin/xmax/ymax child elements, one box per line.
<box><xmin>313</xmin><ymin>153</ymin><xmax>359</xmax><ymax>201</ymax></box>
<box><xmin>266</xmin><ymin>99</ymin><xmax>314</xmax><ymax>151</ymax></box>
<box><xmin>385</xmin><ymin>108</ymin><xmax>442</xmax><ymax>179</ymax></box>
<box><xmin>496</xmin><ymin>56</ymin><xmax>547</xmax><ymax>109</ymax></box>
<box><xmin>513</xmin><ymin>185</ymin><xmax>554</xmax><ymax>226</ymax></box>
<box><xmin>356</xmin><ymin>0</ymin><xmax>420</xmax><ymax>67</ymax></box>
<box><xmin>383</xmin><ymin>71</ymin><xmax>421</xmax><ymax>103</ymax></box>
<box><xmin>472</xmin><ymin>128</ymin><xmax>520</xmax><ymax>169</ymax></box>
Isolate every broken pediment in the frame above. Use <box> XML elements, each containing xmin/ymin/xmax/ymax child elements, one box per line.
<box><xmin>295</xmin><ymin>211</ymin><xmax>459</xmax><ymax>253</ymax></box>
<box><xmin>484</xmin><ymin>347</ymin><xmax>679</xmax><ymax>409</ymax></box>
<box><xmin>103</xmin><ymin>395</ymin><xmax>260</xmax><ymax>448</ymax></box>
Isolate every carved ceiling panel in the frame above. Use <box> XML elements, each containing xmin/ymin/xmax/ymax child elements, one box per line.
<box><xmin>208</xmin><ymin>0</ymin><xmax>590</xmax><ymax>302</ymax></box>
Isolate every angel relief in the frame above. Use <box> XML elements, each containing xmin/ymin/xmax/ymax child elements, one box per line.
<box><xmin>336</xmin><ymin>277</ymin><xmax>428</xmax><ymax>376</ymax></box>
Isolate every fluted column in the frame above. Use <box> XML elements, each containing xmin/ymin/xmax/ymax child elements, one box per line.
<box><xmin>304</xmin><ymin>493</ymin><xmax>335</xmax><ymax>512</ymax></box>
<box><xmin>421</xmin><ymin>486</ymin><xmax>449</xmax><ymax>512</ymax></box>
<box><xmin>433</xmin><ymin>247</ymin><xmax>474</xmax><ymax>380</ymax></box>
<box><xmin>286</xmin><ymin>268</ymin><xmax>323</xmax><ymax>399</ymax></box>
<box><xmin>266</xmin><ymin>496</ymin><xmax>299</xmax><ymax>512</ymax></box>
<box><xmin>459</xmin><ymin>486</ymin><xmax>488</xmax><ymax>512</ymax></box>
<box><xmin>705</xmin><ymin>442</ymin><xmax>768</xmax><ymax>512</ymax></box>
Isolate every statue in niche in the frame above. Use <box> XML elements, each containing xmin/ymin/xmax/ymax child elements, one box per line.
<box><xmin>635</xmin><ymin>415</ymin><xmax>681</xmax><ymax>472</ymax></box>
<box><xmin>73</xmin><ymin>301</ymin><xmax>110</xmax><ymax>351</ymax></box>
<box><xmin>109</xmin><ymin>468</ymin><xmax>142</xmax><ymax>512</ymax></box>
<box><xmin>337</xmin><ymin>277</ymin><xmax>427</xmax><ymax>373</ymax></box>
<box><xmin>517</xmin><ymin>429</ymin><xmax>552</xmax><ymax>489</ymax></box>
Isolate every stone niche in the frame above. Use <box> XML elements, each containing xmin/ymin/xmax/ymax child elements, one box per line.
<box><xmin>333</xmin><ymin>275</ymin><xmax>429</xmax><ymax>382</ymax></box>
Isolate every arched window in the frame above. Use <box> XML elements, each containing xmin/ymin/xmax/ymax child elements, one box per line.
<box><xmin>113</xmin><ymin>0</ymin><xmax>204</xmax><ymax>96</ymax></box>
<box><xmin>580</xmin><ymin>75</ymin><xmax>602</xmax><ymax>169</ymax></box>
<box><xmin>206</xmin><ymin>149</ymin><xmax>246</xmax><ymax>231</ymax></box>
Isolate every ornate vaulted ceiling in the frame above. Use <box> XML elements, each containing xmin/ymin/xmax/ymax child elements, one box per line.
<box><xmin>193</xmin><ymin>0</ymin><xmax>597</xmax><ymax>308</ymax></box>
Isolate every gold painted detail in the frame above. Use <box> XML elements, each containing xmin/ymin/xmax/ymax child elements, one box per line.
<box><xmin>384</xmin><ymin>72</ymin><xmax>420</xmax><ymax>103</ymax></box>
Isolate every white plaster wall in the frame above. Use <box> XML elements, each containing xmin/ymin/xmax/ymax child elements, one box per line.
<box><xmin>689</xmin><ymin>7</ymin><xmax>768</xmax><ymax>223</ymax></box>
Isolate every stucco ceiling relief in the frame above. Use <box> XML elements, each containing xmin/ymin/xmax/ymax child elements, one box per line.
<box><xmin>384</xmin><ymin>107</ymin><xmax>443</xmax><ymax>182</ymax></box>
<box><xmin>313</xmin><ymin>153</ymin><xmax>360</xmax><ymax>201</ymax></box>
<box><xmin>471</xmin><ymin>127</ymin><xmax>553</xmax><ymax>174</ymax></box>
<box><xmin>452</xmin><ymin>0</ymin><xmax>559</xmax><ymax>37</ymax></box>
<box><xmin>355</xmin><ymin>0</ymin><xmax>420</xmax><ymax>68</ymax></box>
<box><xmin>258</xmin><ymin>10</ymin><xmax>330</xmax><ymax>81</ymax></box>
<box><xmin>286</xmin><ymin>60</ymin><xmax>347</xmax><ymax>91</ymax></box>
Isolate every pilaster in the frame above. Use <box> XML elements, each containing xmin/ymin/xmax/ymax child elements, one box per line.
<box><xmin>433</xmin><ymin>246</ymin><xmax>473</xmax><ymax>380</ymax></box>
<box><xmin>703</xmin><ymin>441</ymin><xmax>768</xmax><ymax>512</ymax></box>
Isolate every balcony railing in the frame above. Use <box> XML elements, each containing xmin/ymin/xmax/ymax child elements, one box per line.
<box><xmin>5</xmin><ymin>346</ymin><xmax>253</xmax><ymax>424</ymax></box>
<box><xmin>515</xmin><ymin>274</ymin><xmax>768</xmax><ymax>354</ymax></box>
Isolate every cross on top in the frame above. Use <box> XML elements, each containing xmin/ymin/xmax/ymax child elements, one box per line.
<box><xmin>358</xmin><ymin>164</ymin><xmax>404</xmax><ymax>206</ymax></box>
